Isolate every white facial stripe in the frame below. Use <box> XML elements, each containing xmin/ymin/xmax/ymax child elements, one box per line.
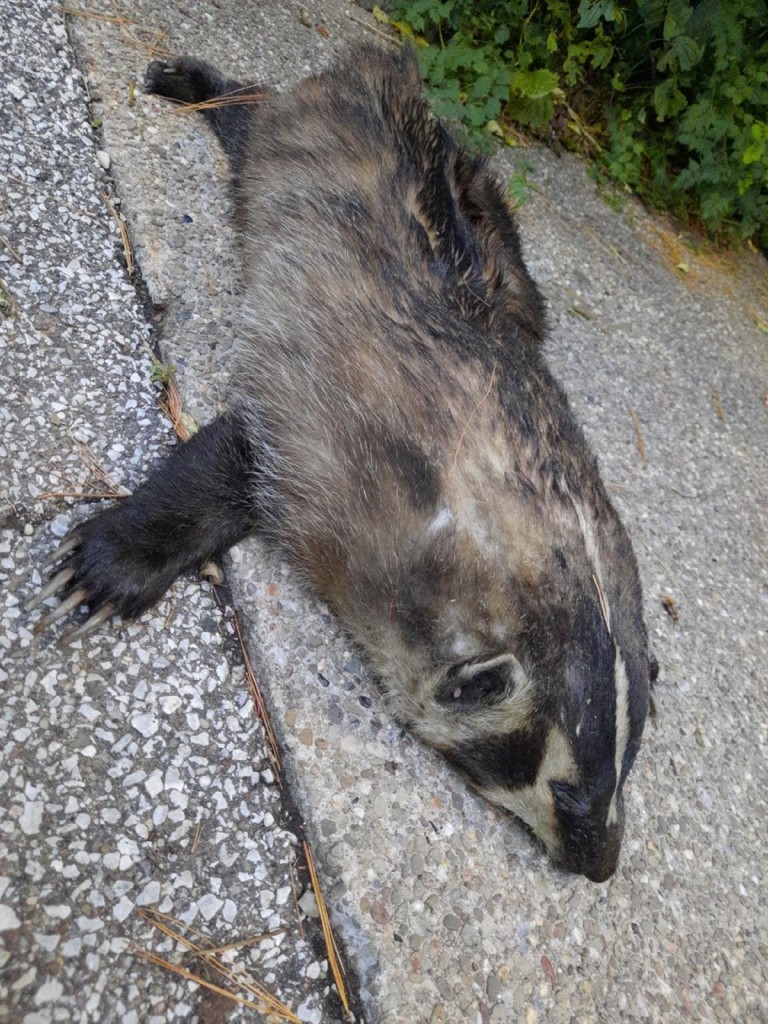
<box><xmin>607</xmin><ymin>647</ymin><xmax>630</xmax><ymax>825</ymax></box>
<box><xmin>481</xmin><ymin>726</ymin><xmax>577</xmax><ymax>858</ymax></box>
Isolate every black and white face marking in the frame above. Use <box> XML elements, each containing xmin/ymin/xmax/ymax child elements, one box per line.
<box><xmin>414</xmin><ymin>573</ymin><xmax>649</xmax><ymax>882</ymax></box>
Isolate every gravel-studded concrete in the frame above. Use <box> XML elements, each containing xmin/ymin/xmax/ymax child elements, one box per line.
<box><xmin>3</xmin><ymin>2</ymin><xmax>767</xmax><ymax>1023</ymax></box>
<box><xmin>1</xmin><ymin>4</ymin><xmax>352</xmax><ymax>1023</ymax></box>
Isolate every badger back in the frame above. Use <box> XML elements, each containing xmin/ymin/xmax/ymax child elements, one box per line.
<box><xmin>229</xmin><ymin>46</ymin><xmax>650</xmax><ymax>881</ymax></box>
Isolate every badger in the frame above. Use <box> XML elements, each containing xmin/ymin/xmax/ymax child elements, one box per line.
<box><xmin>29</xmin><ymin>46</ymin><xmax>653</xmax><ymax>882</ymax></box>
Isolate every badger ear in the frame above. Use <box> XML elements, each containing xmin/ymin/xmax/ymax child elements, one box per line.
<box><xmin>434</xmin><ymin>654</ymin><xmax>523</xmax><ymax>710</ymax></box>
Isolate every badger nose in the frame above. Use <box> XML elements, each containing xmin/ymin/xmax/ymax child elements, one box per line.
<box><xmin>582</xmin><ymin>856</ymin><xmax>618</xmax><ymax>883</ymax></box>
<box><xmin>560</xmin><ymin>814</ymin><xmax>623</xmax><ymax>882</ymax></box>
<box><xmin>561</xmin><ymin>843</ymin><xmax>620</xmax><ymax>883</ymax></box>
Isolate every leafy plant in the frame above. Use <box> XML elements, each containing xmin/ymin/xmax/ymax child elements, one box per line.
<box><xmin>390</xmin><ymin>0</ymin><xmax>768</xmax><ymax>249</ymax></box>
<box><xmin>150</xmin><ymin>359</ymin><xmax>176</xmax><ymax>386</ymax></box>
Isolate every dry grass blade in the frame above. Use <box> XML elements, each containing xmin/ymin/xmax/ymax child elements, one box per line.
<box><xmin>711</xmin><ymin>385</ymin><xmax>725</xmax><ymax>422</ymax></box>
<box><xmin>201</xmin><ymin>929</ymin><xmax>285</xmax><ymax>957</ymax></box>
<box><xmin>134</xmin><ymin>948</ymin><xmax>283</xmax><ymax>1015</ymax></box>
<box><xmin>59</xmin><ymin>5</ymin><xmax>175</xmax><ymax>59</ymax></box>
<box><xmin>209</xmin><ymin>581</ymin><xmax>281</xmax><ymax>775</ymax></box>
<box><xmin>100</xmin><ymin>191</ymin><xmax>133</xmax><ymax>276</ymax></box>
<box><xmin>38</xmin><ymin>489</ymin><xmax>127</xmax><ymax>500</ymax></box>
<box><xmin>145</xmin><ymin>26</ymin><xmax>172</xmax><ymax>62</ymax></box>
<box><xmin>72</xmin><ymin>435</ymin><xmax>131</xmax><ymax>494</ymax></box>
<box><xmin>138</xmin><ymin>909</ymin><xmax>299</xmax><ymax>1021</ymax></box>
<box><xmin>141</xmin><ymin>908</ymin><xmax>283</xmax><ymax>956</ymax></box>
<box><xmin>0</xmin><ymin>277</ymin><xmax>19</xmax><ymax>318</ymax></box>
<box><xmin>289</xmin><ymin>860</ymin><xmax>305</xmax><ymax>941</ymax></box>
<box><xmin>303</xmin><ymin>841</ymin><xmax>350</xmax><ymax>1014</ymax></box>
<box><xmin>626</xmin><ymin>402</ymin><xmax>647</xmax><ymax>463</ymax></box>
<box><xmin>564</xmin><ymin>102</ymin><xmax>603</xmax><ymax>154</ymax></box>
<box><xmin>345</xmin><ymin>9</ymin><xmax>400</xmax><ymax>45</ymax></box>
<box><xmin>40</xmin><ymin>436</ymin><xmax>131</xmax><ymax>501</ymax></box>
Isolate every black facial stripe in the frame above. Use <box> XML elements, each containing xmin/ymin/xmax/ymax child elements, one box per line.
<box><xmin>565</xmin><ymin>595</ymin><xmax>619</xmax><ymax>783</ymax></box>
<box><xmin>446</xmin><ymin>727</ymin><xmax>547</xmax><ymax>789</ymax></box>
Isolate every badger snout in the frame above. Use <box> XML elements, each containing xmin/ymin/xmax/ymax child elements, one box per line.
<box><xmin>552</xmin><ymin>781</ymin><xmax>625</xmax><ymax>882</ymax></box>
<box><xmin>560</xmin><ymin>825</ymin><xmax>622</xmax><ymax>883</ymax></box>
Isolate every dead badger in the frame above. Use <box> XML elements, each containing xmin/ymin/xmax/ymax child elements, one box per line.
<box><xmin>30</xmin><ymin>46</ymin><xmax>653</xmax><ymax>882</ymax></box>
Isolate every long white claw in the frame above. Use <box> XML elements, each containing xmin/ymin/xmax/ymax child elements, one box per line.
<box><xmin>34</xmin><ymin>588</ymin><xmax>88</xmax><ymax>633</ymax></box>
<box><xmin>25</xmin><ymin>568</ymin><xmax>75</xmax><ymax>612</ymax></box>
<box><xmin>43</xmin><ymin>536</ymin><xmax>81</xmax><ymax>570</ymax></box>
<box><xmin>63</xmin><ymin>603</ymin><xmax>116</xmax><ymax>643</ymax></box>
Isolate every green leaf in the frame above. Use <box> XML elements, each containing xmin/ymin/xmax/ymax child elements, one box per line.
<box><xmin>742</xmin><ymin>143</ymin><xmax>765</xmax><ymax>165</ymax></box>
<box><xmin>577</xmin><ymin>0</ymin><xmax>620</xmax><ymax>29</ymax></box>
<box><xmin>657</xmin><ymin>34</ymin><xmax>702</xmax><ymax>73</ymax></box>
<box><xmin>509</xmin><ymin>68</ymin><xmax>559</xmax><ymax>99</ymax></box>
<box><xmin>652</xmin><ymin>79</ymin><xmax>687</xmax><ymax>121</ymax></box>
<box><xmin>663</xmin><ymin>0</ymin><xmax>693</xmax><ymax>40</ymax></box>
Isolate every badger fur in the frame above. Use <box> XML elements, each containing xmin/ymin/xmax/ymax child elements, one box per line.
<box><xmin>31</xmin><ymin>46</ymin><xmax>652</xmax><ymax>882</ymax></box>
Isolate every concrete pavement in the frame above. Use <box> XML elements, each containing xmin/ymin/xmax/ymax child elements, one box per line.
<box><xmin>2</xmin><ymin>2</ymin><xmax>767</xmax><ymax>1022</ymax></box>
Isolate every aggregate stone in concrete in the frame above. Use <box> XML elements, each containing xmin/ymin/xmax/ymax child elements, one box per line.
<box><xmin>1</xmin><ymin>3</ymin><xmax>350</xmax><ymax>1023</ymax></box>
<box><xmin>4</xmin><ymin>1</ymin><xmax>768</xmax><ymax>1023</ymax></box>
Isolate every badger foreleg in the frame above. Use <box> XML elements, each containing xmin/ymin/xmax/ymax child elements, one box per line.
<box><xmin>28</xmin><ymin>410</ymin><xmax>259</xmax><ymax>639</ymax></box>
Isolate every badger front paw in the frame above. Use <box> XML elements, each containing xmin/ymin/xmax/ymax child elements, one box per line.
<box><xmin>28</xmin><ymin>412</ymin><xmax>258</xmax><ymax>641</ymax></box>
<box><xmin>27</xmin><ymin>505</ymin><xmax>181</xmax><ymax>642</ymax></box>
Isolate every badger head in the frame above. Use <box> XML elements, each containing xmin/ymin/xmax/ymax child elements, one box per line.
<box><xmin>356</xmin><ymin>476</ymin><xmax>651</xmax><ymax>883</ymax></box>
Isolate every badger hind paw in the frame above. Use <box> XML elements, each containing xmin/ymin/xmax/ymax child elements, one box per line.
<box><xmin>144</xmin><ymin>56</ymin><xmax>234</xmax><ymax>105</ymax></box>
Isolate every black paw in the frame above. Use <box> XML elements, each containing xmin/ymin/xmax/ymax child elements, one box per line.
<box><xmin>27</xmin><ymin>506</ymin><xmax>179</xmax><ymax>642</ymax></box>
<box><xmin>144</xmin><ymin>56</ymin><xmax>228</xmax><ymax>105</ymax></box>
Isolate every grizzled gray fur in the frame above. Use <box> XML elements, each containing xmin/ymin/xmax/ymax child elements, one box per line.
<box><xmin>30</xmin><ymin>46</ymin><xmax>652</xmax><ymax>881</ymax></box>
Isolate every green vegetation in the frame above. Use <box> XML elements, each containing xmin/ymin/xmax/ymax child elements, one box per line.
<box><xmin>149</xmin><ymin>358</ymin><xmax>176</xmax><ymax>386</ymax></box>
<box><xmin>388</xmin><ymin>0</ymin><xmax>768</xmax><ymax>249</ymax></box>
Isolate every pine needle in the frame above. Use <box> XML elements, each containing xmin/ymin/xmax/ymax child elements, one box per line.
<box><xmin>303</xmin><ymin>841</ymin><xmax>350</xmax><ymax>1014</ymax></box>
<box><xmin>231</xmin><ymin>605</ymin><xmax>282</xmax><ymax>775</ymax></box>
<box><xmin>100</xmin><ymin>191</ymin><xmax>133</xmax><ymax>276</ymax></box>
<box><xmin>137</xmin><ymin>909</ymin><xmax>299</xmax><ymax>1021</ymax></box>
<box><xmin>171</xmin><ymin>91</ymin><xmax>268</xmax><ymax>114</ymax></box>
<box><xmin>626</xmin><ymin>402</ymin><xmax>647</xmax><ymax>463</ymax></box>
<box><xmin>157</xmin><ymin>376</ymin><xmax>193</xmax><ymax>441</ymax></box>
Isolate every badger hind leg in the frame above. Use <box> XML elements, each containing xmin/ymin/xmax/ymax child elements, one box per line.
<box><xmin>28</xmin><ymin>410</ymin><xmax>260</xmax><ymax>640</ymax></box>
<box><xmin>145</xmin><ymin>56</ymin><xmax>267</xmax><ymax>172</ymax></box>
